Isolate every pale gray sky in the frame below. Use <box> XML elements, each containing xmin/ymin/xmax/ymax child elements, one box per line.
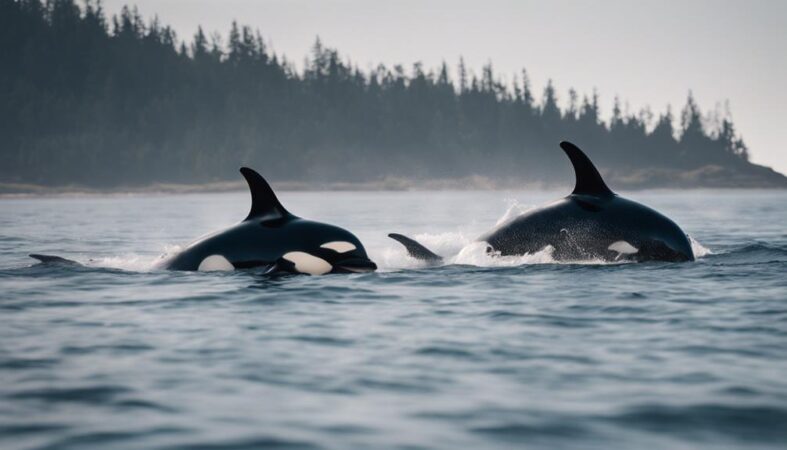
<box><xmin>103</xmin><ymin>0</ymin><xmax>787</xmax><ymax>174</ymax></box>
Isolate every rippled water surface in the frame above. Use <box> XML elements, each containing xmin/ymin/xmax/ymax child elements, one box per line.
<box><xmin>1</xmin><ymin>189</ymin><xmax>786</xmax><ymax>450</ymax></box>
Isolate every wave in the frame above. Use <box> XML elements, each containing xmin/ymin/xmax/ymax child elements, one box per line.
<box><xmin>494</xmin><ymin>199</ymin><xmax>535</xmax><ymax>227</ymax></box>
<box><xmin>705</xmin><ymin>242</ymin><xmax>787</xmax><ymax>265</ymax></box>
<box><xmin>604</xmin><ymin>403</ymin><xmax>787</xmax><ymax>443</ymax></box>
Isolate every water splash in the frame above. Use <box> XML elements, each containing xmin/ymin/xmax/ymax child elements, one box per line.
<box><xmin>452</xmin><ymin>241</ymin><xmax>557</xmax><ymax>266</ymax></box>
<box><xmin>86</xmin><ymin>244</ymin><xmax>184</xmax><ymax>272</ymax></box>
<box><xmin>495</xmin><ymin>199</ymin><xmax>534</xmax><ymax>226</ymax></box>
<box><xmin>376</xmin><ymin>232</ymin><xmax>471</xmax><ymax>270</ymax></box>
<box><xmin>86</xmin><ymin>254</ymin><xmax>152</xmax><ymax>272</ymax></box>
<box><xmin>689</xmin><ymin>235</ymin><xmax>713</xmax><ymax>258</ymax></box>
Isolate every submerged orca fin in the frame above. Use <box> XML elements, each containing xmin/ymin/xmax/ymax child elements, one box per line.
<box><xmin>559</xmin><ymin>141</ymin><xmax>615</xmax><ymax>197</ymax></box>
<box><xmin>239</xmin><ymin>167</ymin><xmax>293</xmax><ymax>221</ymax></box>
<box><xmin>29</xmin><ymin>254</ymin><xmax>81</xmax><ymax>266</ymax></box>
<box><xmin>388</xmin><ymin>233</ymin><xmax>443</xmax><ymax>263</ymax></box>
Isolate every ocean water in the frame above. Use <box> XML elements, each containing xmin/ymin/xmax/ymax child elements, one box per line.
<box><xmin>1</xmin><ymin>189</ymin><xmax>786</xmax><ymax>450</ymax></box>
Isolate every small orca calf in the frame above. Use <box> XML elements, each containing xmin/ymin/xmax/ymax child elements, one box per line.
<box><xmin>390</xmin><ymin>141</ymin><xmax>695</xmax><ymax>263</ymax></box>
<box><xmin>31</xmin><ymin>168</ymin><xmax>378</xmax><ymax>275</ymax></box>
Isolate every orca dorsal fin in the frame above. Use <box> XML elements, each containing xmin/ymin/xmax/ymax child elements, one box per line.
<box><xmin>559</xmin><ymin>141</ymin><xmax>615</xmax><ymax>197</ymax></box>
<box><xmin>239</xmin><ymin>167</ymin><xmax>293</xmax><ymax>221</ymax></box>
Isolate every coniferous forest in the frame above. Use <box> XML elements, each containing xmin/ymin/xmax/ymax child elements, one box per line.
<box><xmin>1</xmin><ymin>0</ymin><xmax>785</xmax><ymax>189</ymax></box>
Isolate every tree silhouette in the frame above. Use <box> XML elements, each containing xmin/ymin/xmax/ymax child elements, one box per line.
<box><xmin>0</xmin><ymin>0</ymin><xmax>782</xmax><ymax>189</ymax></box>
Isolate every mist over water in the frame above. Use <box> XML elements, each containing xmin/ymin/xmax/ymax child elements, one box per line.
<box><xmin>1</xmin><ymin>190</ymin><xmax>786</xmax><ymax>449</ymax></box>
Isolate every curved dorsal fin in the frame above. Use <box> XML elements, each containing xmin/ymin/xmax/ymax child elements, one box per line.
<box><xmin>239</xmin><ymin>167</ymin><xmax>293</xmax><ymax>221</ymax></box>
<box><xmin>559</xmin><ymin>141</ymin><xmax>614</xmax><ymax>197</ymax></box>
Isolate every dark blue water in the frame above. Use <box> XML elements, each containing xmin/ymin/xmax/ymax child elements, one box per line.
<box><xmin>1</xmin><ymin>190</ymin><xmax>786</xmax><ymax>449</ymax></box>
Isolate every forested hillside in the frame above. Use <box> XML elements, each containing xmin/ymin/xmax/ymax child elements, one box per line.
<box><xmin>1</xmin><ymin>0</ymin><xmax>785</xmax><ymax>189</ymax></box>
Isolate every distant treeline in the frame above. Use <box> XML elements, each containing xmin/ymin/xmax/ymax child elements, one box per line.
<box><xmin>1</xmin><ymin>0</ymin><xmax>784</xmax><ymax>188</ymax></box>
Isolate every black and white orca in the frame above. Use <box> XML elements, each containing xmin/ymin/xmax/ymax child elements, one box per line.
<box><xmin>31</xmin><ymin>168</ymin><xmax>378</xmax><ymax>275</ymax></box>
<box><xmin>390</xmin><ymin>141</ymin><xmax>695</xmax><ymax>263</ymax></box>
<box><xmin>155</xmin><ymin>168</ymin><xmax>377</xmax><ymax>274</ymax></box>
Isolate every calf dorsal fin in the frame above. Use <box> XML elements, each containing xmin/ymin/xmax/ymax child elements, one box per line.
<box><xmin>559</xmin><ymin>141</ymin><xmax>615</xmax><ymax>197</ymax></box>
<box><xmin>239</xmin><ymin>167</ymin><xmax>293</xmax><ymax>221</ymax></box>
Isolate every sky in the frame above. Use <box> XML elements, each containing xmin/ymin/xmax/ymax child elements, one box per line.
<box><xmin>102</xmin><ymin>0</ymin><xmax>787</xmax><ymax>174</ymax></box>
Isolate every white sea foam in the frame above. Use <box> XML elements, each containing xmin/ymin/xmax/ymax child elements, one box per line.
<box><xmin>376</xmin><ymin>231</ymin><xmax>472</xmax><ymax>270</ymax></box>
<box><xmin>494</xmin><ymin>199</ymin><xmax>534</xmax><ymax>227</ymax></box>
<box><xmin>85</xmin><ymin>244</ymin><xmax>184</xmax><ymax>272</ymax></box>
<box><xmin>86</xmin><ymin>254</ymin><xmax>155</xmax><ymax>272</ymax></box>
<box><xmin>453</xmin><ymin>241</ymin><xmax>557</xmax><ymax>266</ymax></box>
<box><xmin>689</xmin><ymin>235</ymin><xmax>712</xmax><ymax>258</ymax></box>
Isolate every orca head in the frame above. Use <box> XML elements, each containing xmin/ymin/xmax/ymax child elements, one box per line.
<box><xmin>316</xmin><ymin>236</ymin><xmax>378</xmax><ymax>274</ymax></box>
<box><xmin>274</xmin><ymin>227</ymin><xmax>377</xmax><ymax>275</ymax></box>
<box><xmin>240</xmin><ymin>167</ymin><xmax>377</xmax><ymax>275</ymax></box>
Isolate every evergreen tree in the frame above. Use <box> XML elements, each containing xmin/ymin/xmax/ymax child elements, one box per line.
<box><xmin>0</xmin><ymin>0</ymin><xmax>774</xmax><ymax>189</ymax></box>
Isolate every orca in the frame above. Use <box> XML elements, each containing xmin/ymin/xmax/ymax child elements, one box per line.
<box><xmin>155</xmin><ymin>168</ymin><xmax>377</xmax><ymax>274</ymax></box>
<box><xmin>390</xmin><ymin>141</ymin><xmax>695</xmax><ymax>263</ymax></box>
<box><xmin>31</xmin><ymin>168</ymin><xmax>378</xmax><ymax>275</ymax></box>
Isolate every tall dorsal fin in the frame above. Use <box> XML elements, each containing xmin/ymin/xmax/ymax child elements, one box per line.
<box><xmin>559</xmin><ymin>141</ymin><xmax>615</xmax><ymax>197</ymax></box>
<box><xmin>239</xmin><ymin>167</ymin><xmax>293</xmax><ymax>221</ymax></box>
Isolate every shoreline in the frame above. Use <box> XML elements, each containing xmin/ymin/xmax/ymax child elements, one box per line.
<box><xmin>4</xmin><ymin>162</ymin><xmax>787</xmax><ymax>198</ymax></box>
<box><xmin>2</xmin><ymin>176</ymin><xmax>786</xmax><ymax>198</ymax></box>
